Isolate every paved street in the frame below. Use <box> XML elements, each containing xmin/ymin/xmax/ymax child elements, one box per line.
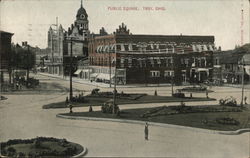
<box><xmin>0</xmin><ymin>74</ymin><xmax>250</xmax><ymax>157</ymax></box>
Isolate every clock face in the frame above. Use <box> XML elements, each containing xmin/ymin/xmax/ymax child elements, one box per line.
<box><xmin>80</xmin><ymin>14</ymin><xmax>85</xmax><ymax>19</ymax></box>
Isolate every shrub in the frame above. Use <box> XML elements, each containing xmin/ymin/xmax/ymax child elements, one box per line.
<box><xmin>101</xmin><ymin>102</ymin><xmax>120</xmax><ymax>114</ymax></box>
<box><xmin>17</xmin><ymin>152</ymin><xmax>25</xmax><ymax>158</ymax></box>
<box><xmin>91</xmin><ymin>88</ymin><xmax>100</xmax><ymax>95</ymax></box>
<box><xmin>219</xmin><ymin>97</ymin><xmax>237</xmax><ymax>107</ymax></box>
<box><xmin>216</xmin><ymin>117</ymin><xmax>240</xmax><ymax>125</ymax></box>
<box><xmin>6</xmin><ymin>147</ymin><xmax>16</xmax><ymax>157</ymax></box>
<box><xmin>33</xmin><ymin>139</ymin><xmax>41</xmax><ymax>148</ymax></box>
<box><xmin>172</xmin><ymin>92</ymin><xmax>185</xmax><ymax>98</ymax></box>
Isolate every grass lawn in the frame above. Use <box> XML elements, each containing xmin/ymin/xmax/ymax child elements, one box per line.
<box><xmin>43</xmin><ymin>94</ymin><xmax>216</xmax><ymax>109</ymax></box>
<box><xmin>60</xmin><ymin>105</ymin><xmax>250</xmax><ymax>131</ymax></box>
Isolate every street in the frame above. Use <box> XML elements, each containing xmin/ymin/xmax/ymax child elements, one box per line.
<box><xmin>0</xmin><ymin>74</ymin><xmax>250</xmax><ymax>157</ymax></box>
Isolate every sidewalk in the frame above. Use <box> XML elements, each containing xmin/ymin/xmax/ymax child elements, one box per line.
<box><xmin>38</xmin><ymin>72</ymin><xmax>172</xmax><ymax>88</ymax></box>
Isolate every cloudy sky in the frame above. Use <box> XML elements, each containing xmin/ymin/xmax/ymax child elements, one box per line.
<box><xmin>1</xmin><ymin>0</ymin><xmax>249</xmax><ymax>50</ymax></box>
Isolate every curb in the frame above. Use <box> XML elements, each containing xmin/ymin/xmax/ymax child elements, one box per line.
<box><xmin>73</xmin><ymin>146</ymin><xmax>88</xmax><ymax>158</ymax></box>
<box><xmin>56</xmin><ymin>114</ymin><xmax>250</xmax><ymax>135</ymax></box>
<box><xmin>38</xmin><ymin>73</ymin><xmax>250</xmax><ymax>89</ymax></box>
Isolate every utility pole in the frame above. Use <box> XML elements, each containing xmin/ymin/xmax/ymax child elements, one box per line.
<box><xmin>241</xmin><ymin>0</ymin><xmax>244</xmax><ymax>46</ymax></box>
<box><xmin>109</xmin><ymin>44</ymin><xmax>111</xmax><ymax>88</ymax></box>
<box><xmin>113</xmin><ymin>52</ymin><xmax>117</xmax><ymax>114</ymax></box>
<box><xmin>69</xmin><ymin>38</ymin><xmax>73</xmax><ymax>101</ymax></box>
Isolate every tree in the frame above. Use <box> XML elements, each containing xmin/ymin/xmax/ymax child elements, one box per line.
<box><xmin>12</xmin><ymin>44</ymin><xmax>35</xmax><ymax>85</ymax></box>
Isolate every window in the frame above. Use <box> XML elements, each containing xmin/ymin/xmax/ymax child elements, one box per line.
<box><xmin>120</xmin><ymin>58</ymin><xmax>124</xmax><ymax>68</ymax></box>
<box><xmin>128</xmin><ymin>58</ymin><xmax>132</xmax><ymax>68</ymax></box>
<box><xmin>128</xmin><ymin>44</ymin><xmax>133</xmax><ymax>51</ymax></box>
<box><xmin>121</xmin><ymin>44</ymin><xmax>125</xmax><ymax>51</ymax></box>
<box><xmin>150</xmin><ymin>58</ymin><xmax>154</xmax><ymax>67</ymax></box>
<box><xmin>215</xmin><ymin>58</ymin><xmax>219</xmax><ymax>65</ymax></box>
<box><xmin>164</xmin><ymin>71</ymin><xmax>174</xmax><ymax>77</ymax></box>
<box><xmin>150</xmin><ymin>71</ymin><xmax>160</xmax><ymax>77</ymax></box>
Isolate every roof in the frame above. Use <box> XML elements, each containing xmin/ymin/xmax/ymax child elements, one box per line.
<box><xmin>216</xmin><ymin>50</ymin><xmax>246</xmax><ymax>64</ymax></box>
<box><xmin>76</xmin><ymin>4</ymin><xmax>88</xmax><ymax>18</ymax></box>
<box><xmin>0</xmin><ymin>30</ymin><xmax>14</xmax><ymax>35</ymax></box>
<box><xmin>92</xmin><ymin>34</ymin><xmax>214</xmax><ymax>44</ymax></box>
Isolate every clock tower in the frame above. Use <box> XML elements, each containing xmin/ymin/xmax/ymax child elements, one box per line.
<box><xmin>75</xmin><ymin>0</ymin><xmax>89</xmax><ymax>32</ymax></box>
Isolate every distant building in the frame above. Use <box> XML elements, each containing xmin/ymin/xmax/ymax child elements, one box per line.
<box><xmin>46</xmin><ymin>0</ymin><xmax>89</xmax><ymax>76</ymax></box>
<box><xmin>47</xmin><ymin>24</ymin><xmax>65</xmax><ymax>75</ymax></box>
<box><xmin>63</xmin><ymin>0</ymin><xmax>90</xmax><ymax>76</ymax></box>
<box><xmin>88</xmin><ymin>23</ymin><xmax>216</xmax><ymax>85</ymax></box>
<box><xmin>213</xmin><ymin>50</ymin><xmax>250</xmax><ymax>84</ymax></box>
<box><xmin>0</xmin><ymin>30</ymin><xmax>14</xmax><ymax>83</ymax></box>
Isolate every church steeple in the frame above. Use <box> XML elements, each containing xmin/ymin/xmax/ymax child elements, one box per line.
<box><xmin>81</xmin><ymin>0</ymin><xmax>83</xmax><ymax>8</ymax></box>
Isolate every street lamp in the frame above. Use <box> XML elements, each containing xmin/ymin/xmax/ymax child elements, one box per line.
<box><xmin>67</xmin><ymin>36</ymin><xmax>76</xmax><ymax>101</ymax></box>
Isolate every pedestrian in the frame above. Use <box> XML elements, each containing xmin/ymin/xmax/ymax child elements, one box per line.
<box><xmin>16</xmin><ymin>83</ymin><xmax>19</xmax><ymax>90</ymax></box>
<box><xmin>206</xmin><ymin>90</ymin><xmax>209</xmax><ymax>98</ymax></box>
<box><xmin>190</xmin><ymin>93</ymin><xmax>192</xmax><ymax>98</ymax></box>
<box><xmin>144</xmin><ymin>122</ymin><xmax>149</xmax><ymax>140</ymax></box>
<box><xmin>89</xmin><ymin>105</ymin><xmax>93</xmax><ymax>112</ymax></box>
<box><xmin>69</xmin><ymin>104</ymin><xmax>73</xmax><ymax>113</ymax></box>
<box><xmin>244</xmin><ymin>96</ymin><xmax>247</xmax><ymax>105</ymax></box>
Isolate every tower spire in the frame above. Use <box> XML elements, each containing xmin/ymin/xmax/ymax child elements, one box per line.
<box><xmin>81</xmin><ymin>0</ymin><xmax>83</xmax><ymax>7</ymax></box>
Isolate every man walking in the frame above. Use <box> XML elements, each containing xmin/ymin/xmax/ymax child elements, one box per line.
<box><xmin>144</xmin><ymin>122</ymin><xmax>149</xmax><ymax>140</ymax></box>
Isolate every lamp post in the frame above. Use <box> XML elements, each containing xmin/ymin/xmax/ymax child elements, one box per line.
<box><xmin>67</xmin><ymin>36</ymin><xmax>76</xmax><ymax>101</ymax></box>
<box><xmin>171</xmin><ymin>56</ymin><xmax>174</xmax><ymax>96</ymax></box>
<box><xmin>240</xmin><ymin>57</ymin><xmax>245</xmax><ymax>106</ymax></box>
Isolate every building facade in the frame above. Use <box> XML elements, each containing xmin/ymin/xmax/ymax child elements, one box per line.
<box><xmin>46</xmin><ymin>0</ymin><xmax>89</xmax><ymax>76</ymax></box>
<box><xmin>0</xmin><ymin>30</ymin><xmax>14</xmax><ymax>83</ymax></box>
<box><xmin>47</xmin><ymin>24</ymin><xmax>65</xmax><ymax>75</ymax></box>
<box><xmin>63</xmin><ymin>0</ymin><xmax>90</xmax><ymax>76</ymax></box>
<box><xmin>213</xmin><ymin>50</ymin><xmax>250</xmax><ymax>84</ymax></box>
<box><xmin>88</xmin><ymin>23</ymin><xmax>215</xmax><ymax>85</ymax></box>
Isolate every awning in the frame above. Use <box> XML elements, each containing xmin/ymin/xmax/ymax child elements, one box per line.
<box><xmin>214</xmin><ymin>65</ymin><xmax>221</xmax><ymax>68</ymax></box>
<box><xmin>74</xmin><ymin>69</ymin><xmax>82</xmax><ymax>75</ymax></box>
<box><xmin>90</xmin><ymin>73</ymin><xmax>99</xmax><ymax>78</ymax></box>
<box><xmin>81</xmin><ymin>69</ymin><xmax>90</xmax><ymax>72</ymax></box>
<box><xmin>97</xmin><ymin>73</ymin><xmax>114</xmax><ymax>80</ymax></box>
<box><xmin>197</xmin><ymin>68</ymin><xmax>209</xmax><ymax>72</ymax></box>
<box><xmin>245</xmin><ymin>65</ymin><xmax>250</xmax><ymax>75</ymax></box>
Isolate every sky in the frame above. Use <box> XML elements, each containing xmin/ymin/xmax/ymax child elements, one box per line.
<box><xmin>1</xmin><ymin>0</ymin><xmax>250</xmax><ymax>50</ymax></box>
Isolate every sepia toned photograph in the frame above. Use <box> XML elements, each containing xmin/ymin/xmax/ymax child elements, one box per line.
<box><xmin>0</xmin><ymin>0</ymin><xmax>250</xmax><ymax>157</ymax></box>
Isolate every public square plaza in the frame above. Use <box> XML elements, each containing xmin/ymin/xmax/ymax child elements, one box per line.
<box><xmin>1</xmin><ymin>73</ymin><xmax>249</xmax><ymax>157</ymax></box>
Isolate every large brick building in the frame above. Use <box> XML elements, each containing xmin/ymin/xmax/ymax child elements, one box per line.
<box><xmin>87</xmin><ymin>23</ymin><xmax>215</xmax><ymax>85</ymax></box>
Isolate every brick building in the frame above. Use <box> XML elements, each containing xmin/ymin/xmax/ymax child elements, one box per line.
<box><xmin>88</xmin><ymin>23</ymin><xmax>215</xmax><ymax>85</ymax></box>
